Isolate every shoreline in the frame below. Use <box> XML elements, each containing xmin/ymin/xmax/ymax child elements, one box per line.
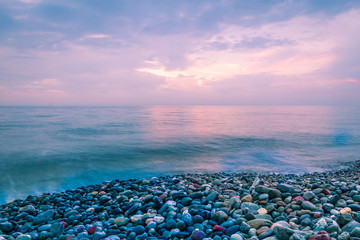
<box><xmin>1</xmin><ymin>161</ymin><xmax>360</xmax><ymax>240</ymax></box>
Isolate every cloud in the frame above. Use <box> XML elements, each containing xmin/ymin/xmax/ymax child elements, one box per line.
<box><xmin>1</xmin><ymin>0</ymin><xmax>360</xmax><ymax>105</ymax></box>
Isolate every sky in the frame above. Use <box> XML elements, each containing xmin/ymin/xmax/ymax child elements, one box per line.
<box><xmin>0</xmin><ymin>0</ymin><xmax>360</xmax><ymax>106</ymax></box>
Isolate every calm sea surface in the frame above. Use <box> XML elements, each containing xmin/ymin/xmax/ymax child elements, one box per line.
<box><xmin>0</xmin><ymin>106</ymin><xmax>359</xmax><ymax>202</ymax></box>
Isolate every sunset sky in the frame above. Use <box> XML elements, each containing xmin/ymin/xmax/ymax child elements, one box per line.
<box><xmin>0</xmin><ymin>0</ymin><xmax>360</xmax><ymax>105</ymax></box>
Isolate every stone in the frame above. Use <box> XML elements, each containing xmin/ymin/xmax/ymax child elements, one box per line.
<box><xmin>182</xmin><ymin>212</ymin><xmax>193</xmax><ymax>225</ymax></box>
<box><xmin>191</xmin><ymin>230</ymin><xmax>206</xmax><ymax>240</ymax></box>
<box><xmin>278</xmin><ymin>184</ymin><xmax>294</xmax><ymax>193</ymax></box>
<box><xmin>19</xmin><ymin>205</ymin><xmax>36</xmax><ymax>215</ymax></box>
<box><xmin>301</xmin><ymin>201</ymin><xmax>317</xmax><ymax>211</ymax></box>
<box><xmin>303</xmin><ymin>191</ymin><xmax>316</xmax><ymax>200</ymax></box>
<box><xmin>16</xmin><ymin>235</ymin><xmax>31</xmax><ymax>240</ymax></box>
<box><xmin>342</xmin><ymin>221</ymin><xmax>360</xmax><ymax>233</ymax></box>
<box><xmin>132</xmin><ymin>225</ymin><xmax>145</xmax><ymax>235</ymax></box>
<box><xmin>348</xmin><ymin>204</ymin><xmax>360</xmax><ymax>211</ymax></box>
<box><xmin>226</xmin><ymin>225</ymin><xmax>239</xmax><ymax>236</ymax></box>
<box><xmin>229</xmin><ymin>196</ymin><xmax>242</xmax><ymax>209</ymax></box>
<box><xmin>230</xmin><ymin>234</ymin><xmax>244</xmax><ymax>240</ymax></box>
<box><xmin>351</xmin><ymin>227</ymin><xmax>360</xmax><ymax>237</ymax></box>
<box><xmin>337</xmin><ymin>213</ymin><xmax>353</xmax><ymax>226</ymax></box>
<box><xmin>206</xmin><ymin>191</ymin><xmax>219</xmax><ymax>202</ymax></box>
<box><xmin>33</xmin><ymin>210</ymin><xmax>55</xmax><ymax>225</ymax></box>
<box><xmin>340</xmin><ymin>207</ymin><xmax>352</xmax><ymax>214</ymax></box>
<box><xmin>241</xmin><ymin>195</ymin><xmax>253</xmax><ymax>203</ymax></box>
<box><xmin>258</xmin><ymin>208</ymin><xmax>268</xmax><ymax>215</ymax></box>
<box><xmin>240</xmin><ymin>221</ymin><xmax>251</xmax><ymax>233</ymax></box>
<box><xmin>248</xmin><ymin>219</ymin><xmax>273</xmax><ymax>229</ymax></box>
<box><xmin>0</xmin><ymin>221</ymin><xmax>13</xmax><ymax>232</ymax></box>
<box><xmin>307</xmin><ymin>231</ymin><xmax>330</xmax><ymax>240</ymax></box>
<box><xmin>154</xmin><ymin>216</ymin><xmax>165</xmax><ymax>224</ymax></box>
<box><xmin>273</xmin><ymin>225</ymin><xmax>294</xmax><ymax>240</ymax></box>
<box><xmin>211</xmin><ymin>210</ymin><xmax>228</xmax><ymax>224</ymax></box>
<box><xmin>50</xmin><ymin>222</ymin><xmax>64</xmax><ymax>237</ymax></box>
<box><xmin>242</xmin><ymin>202</ymin><xmax>260</xmax><ymax>212</ymax></box>
<box><xmin>213</xmin><ymin>225</ymin><xmax>225</xmax><ymax>233</ymax></box>
<box><xmin>268</xmin><ymin>189</ymin><xmax>282</xmax><ymax>199</ymax></box>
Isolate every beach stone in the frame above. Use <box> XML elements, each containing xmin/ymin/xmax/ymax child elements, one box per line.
<box><xmin>240</xmin><ymin>221</ymin><xmax>251</xmax><ymax>233</ymax></box>
<box><xmin>336</xmin><ymin>199</ymin><xmax>347</xmax><ymax>208</ymax></box>
<box><xmin>351</xmin><ymin>227</ymin><xmax>360</xmax><ymax>237</ymax></box>
<box><xmin>259</xmin><ymin>194</ymin><xmax>269</xmax><ymax>200</ymax></box>
<box><xmin>189</xmin><ymin>192</ymin><xmax>203</xmax><ymax>199</ymax></box>
<box><xmin>229</xmin><ymin>196</ymin><xmax>242</xmax><ymax>209</ymax></box>
<box><xmin>230</xmin><ymin>233</ymin><xmax>244</xmax><ymax>240</ymax></box>
<box><xmin>248</xmin><ymin>219</ymin><xmax>273</xmax><ymax>229</ymax></box>
<box><xmin>342</xmin><ymin>221</ymin><xmax>360</xmax><ymax>233</ymax></box>
<box><xmin>340</xmin><ymin>207</ymin><xmax>352</xmax><ymax>214</ymax></box>
<box><xmin>206</xmin><ymin>191</ymin><xmax>219</xmax><ymax>202</ymax></box>
<box><xmin>50</xmin><ymin>222</ymin><xmax>64</xmax><ymax>237</ymax></box>
<box><xmin>132</xmin><ymin>225</ymin><xmax>145</xmax><ymax>235</ymax></box>
<box><xmin>19</xmin><ymin>205</ymin><xmax>36</xmax><ymax>215</ymax></box>
<box><xmin>115</xmin><ymin>217</ymin><xmax>129</xmax><ymax>226</ymax></box>
<box><xmin>303</xmin><ymin>191</ymin><xmax>316</xmax><ymax>200</ymax></box>
<box><xmin>301</xmin><ymin>201</ymin><xmax>316</xmax><ymax>211</ymax></box>
<box><xmin>353</xmin><ymin>195</ymin><xmax>360</xmax><ymax>202</ymax></box>
<box><xmin>337</xmin><ymin>213</ymin><xmax>353</xmax><ymax>226</ymax></box>
<box><xmin>0</xmin><ymin>221</ymin><xmax>13</xmax><ymax>232</ymax></box>
<box><xmin>15</xmin><ymin>235</ymin><xmax>31</xmax><ymax>240</ymax></box>
<box><xmin>256</xmin><ymin>186</ymin><xmax>270</xmax><ymax>193</ymax></box>
<box><xmin>241</xmin><ymin>195</ymin><xmax>253</xmax><ymax>203</ymax></box>
<box><xmin>273</xmin><ymin>225</ymin><xmax>295</xmax><ymax>240</ymax></box>
<box><xmin>307</xmin><ymin>230</ymin><xmax>330</xmax><ymax>240</ymax></box>
<box><xmin>226</xmin><ymin>225</ymin><xmax>239</xmax><ymax>236</ymax></box>
<box><xmin>348</xmin><ymin>204</ymin><xmax>360</xmax><ymax>211</ymax></box>
<box><xmin>64</xmin><ymin>210</ymin><xmax>78</xmax><ymax>217</ymax></box>
<box><xmin>211</xmin><ymin>210</ymin><xmax>228</xmax><ymax>224</ymax></box>
<box><xmin>268</xmin><ymin>189</ymin><xmax>281</xmax><ymax>199</ymax></box>
<box><xmin>258</xmin><ymin>208</ymin><xmax>267</xmax><ymax>215</ymax></box>
<box><xmin>242</xmin><ymin>202</ymin><xmax>260</xmax><ymax>211</ymax></box>
<box><xmin>182</xmin><ymin>212</ymin><xmax>193</xmax><ymax>225</ymax></box>
<box><xmin>154</xmin><ymin>216</ymin><xmax>165</xmax><ymax>224</ymax></box>
<box><xmin>33</xmin><ymin>210</ymin><xmax>55</xmax><ymax>225</ymax></box>
<box><xmin>278</xmin><ymin>184</ymin><xmax>294</xmax><ymax>193</ymax></box>
<box><xmin>213</xmin><ymin>225</ymin><xmax>225</xmax><ymax>233</ymax></box>
<box><xmin>258</xmin><ymin>228</ymin><xmax>274</xmax><ymax>239</ymax></box>
<box><xmin>338</xmin><ymin>232</ymin><xmax>351</xmax><ymax>240</ymax></box>
<box><xmin>38</xmin><ymin>224</ymin><xmax>51</xmax><ymax>231</ymax></box>
<box><xmin>191</xmin><ymin>230</ymin><xmax>206</xmax><ymax>240</ymax></box>
<box><xmin>92</xmin><ymin>231</ymin><xmax>106</xmax><ymax>240</ymax></box>
<box><xmin>271</xmin><ymin>221</ymin><xmax>291</xmax><ymax>229</ymax></box>
<box><xmin>292</xmin><ymin>196</ymin><xmax>305</xmax><ymax>203</ymax></box>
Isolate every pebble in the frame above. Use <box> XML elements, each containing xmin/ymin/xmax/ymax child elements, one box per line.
<box><xmin>0</xmin><ymin>160</ymin><xmax>360</xmax><ymax>240</ymax></box>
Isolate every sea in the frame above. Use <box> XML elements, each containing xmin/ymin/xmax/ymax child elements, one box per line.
<box><xmin>0</xmin><ymin>106</ymin><xmax>359</xmax><ymax>203</ymax></box>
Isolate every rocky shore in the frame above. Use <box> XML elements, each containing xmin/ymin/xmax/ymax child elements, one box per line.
<box><xmin>1</xmin><ymin>161</ymin><xmax>360</xmax><ymax>240</ymax></box>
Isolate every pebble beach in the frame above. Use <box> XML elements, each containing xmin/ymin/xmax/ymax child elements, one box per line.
<box><xmin>1</xmin><ymin>161</ymin><xmax>360</xmax><ymax>240</ymax></box>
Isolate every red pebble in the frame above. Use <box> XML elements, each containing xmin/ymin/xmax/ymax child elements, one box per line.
<box><xmin>66</xmin><ymin>235</ymin><xmax>75</xmax><ymax>240</ymax></box>
<box><xmin>292</xmin><ymin>196</ymin><xmax>305</xmax><ymax>202</ymax></box>
<box><xmin>308</xmin><ymin>231</ymin><xmax>330</xmax><ymax>240</ymax></box>
<box><xmin>213</xmin><ymin>225</ymin><xmax>225</xmax><ymax>233</ymax></box>
<box><xmin>322</xmin><ymin>188</ymin><xmax>331</xmax><ymax>195</ymax></box>
<box><xmin>88</xmin><ymin>226</ymin><xmax>97</xmax><ymax>235</ymax></box>
<box><xmin>61</xmin><ymin>221</ymin><xmax>68</xmax><ymax>228</ymax></box>
<box><xmin>193</xmin><ymin>184</ymin><xmax>201</xmax><ymax>188</ymax></box>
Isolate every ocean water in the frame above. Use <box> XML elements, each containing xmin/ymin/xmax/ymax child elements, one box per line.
<box><xmin>0</xmin><ymin>106</ymin><xmax>359</xmax><ymax>202</ymax></box>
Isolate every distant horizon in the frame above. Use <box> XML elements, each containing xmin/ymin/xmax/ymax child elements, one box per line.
<box><xmin>1</xmin><ymin>0</ymin><xmax>360</xmax><ymax>105</ymax></box>
<box><xmin>1</xmin><ymin>104</ymin><xmax>359</xmax><ymax>107</ymax></box>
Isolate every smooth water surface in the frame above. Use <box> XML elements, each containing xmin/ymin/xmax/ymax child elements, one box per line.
<box><xmin>0</xmin><ymin>106</ymin><xmax>359</xmax><ymax>202</ymax></box>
